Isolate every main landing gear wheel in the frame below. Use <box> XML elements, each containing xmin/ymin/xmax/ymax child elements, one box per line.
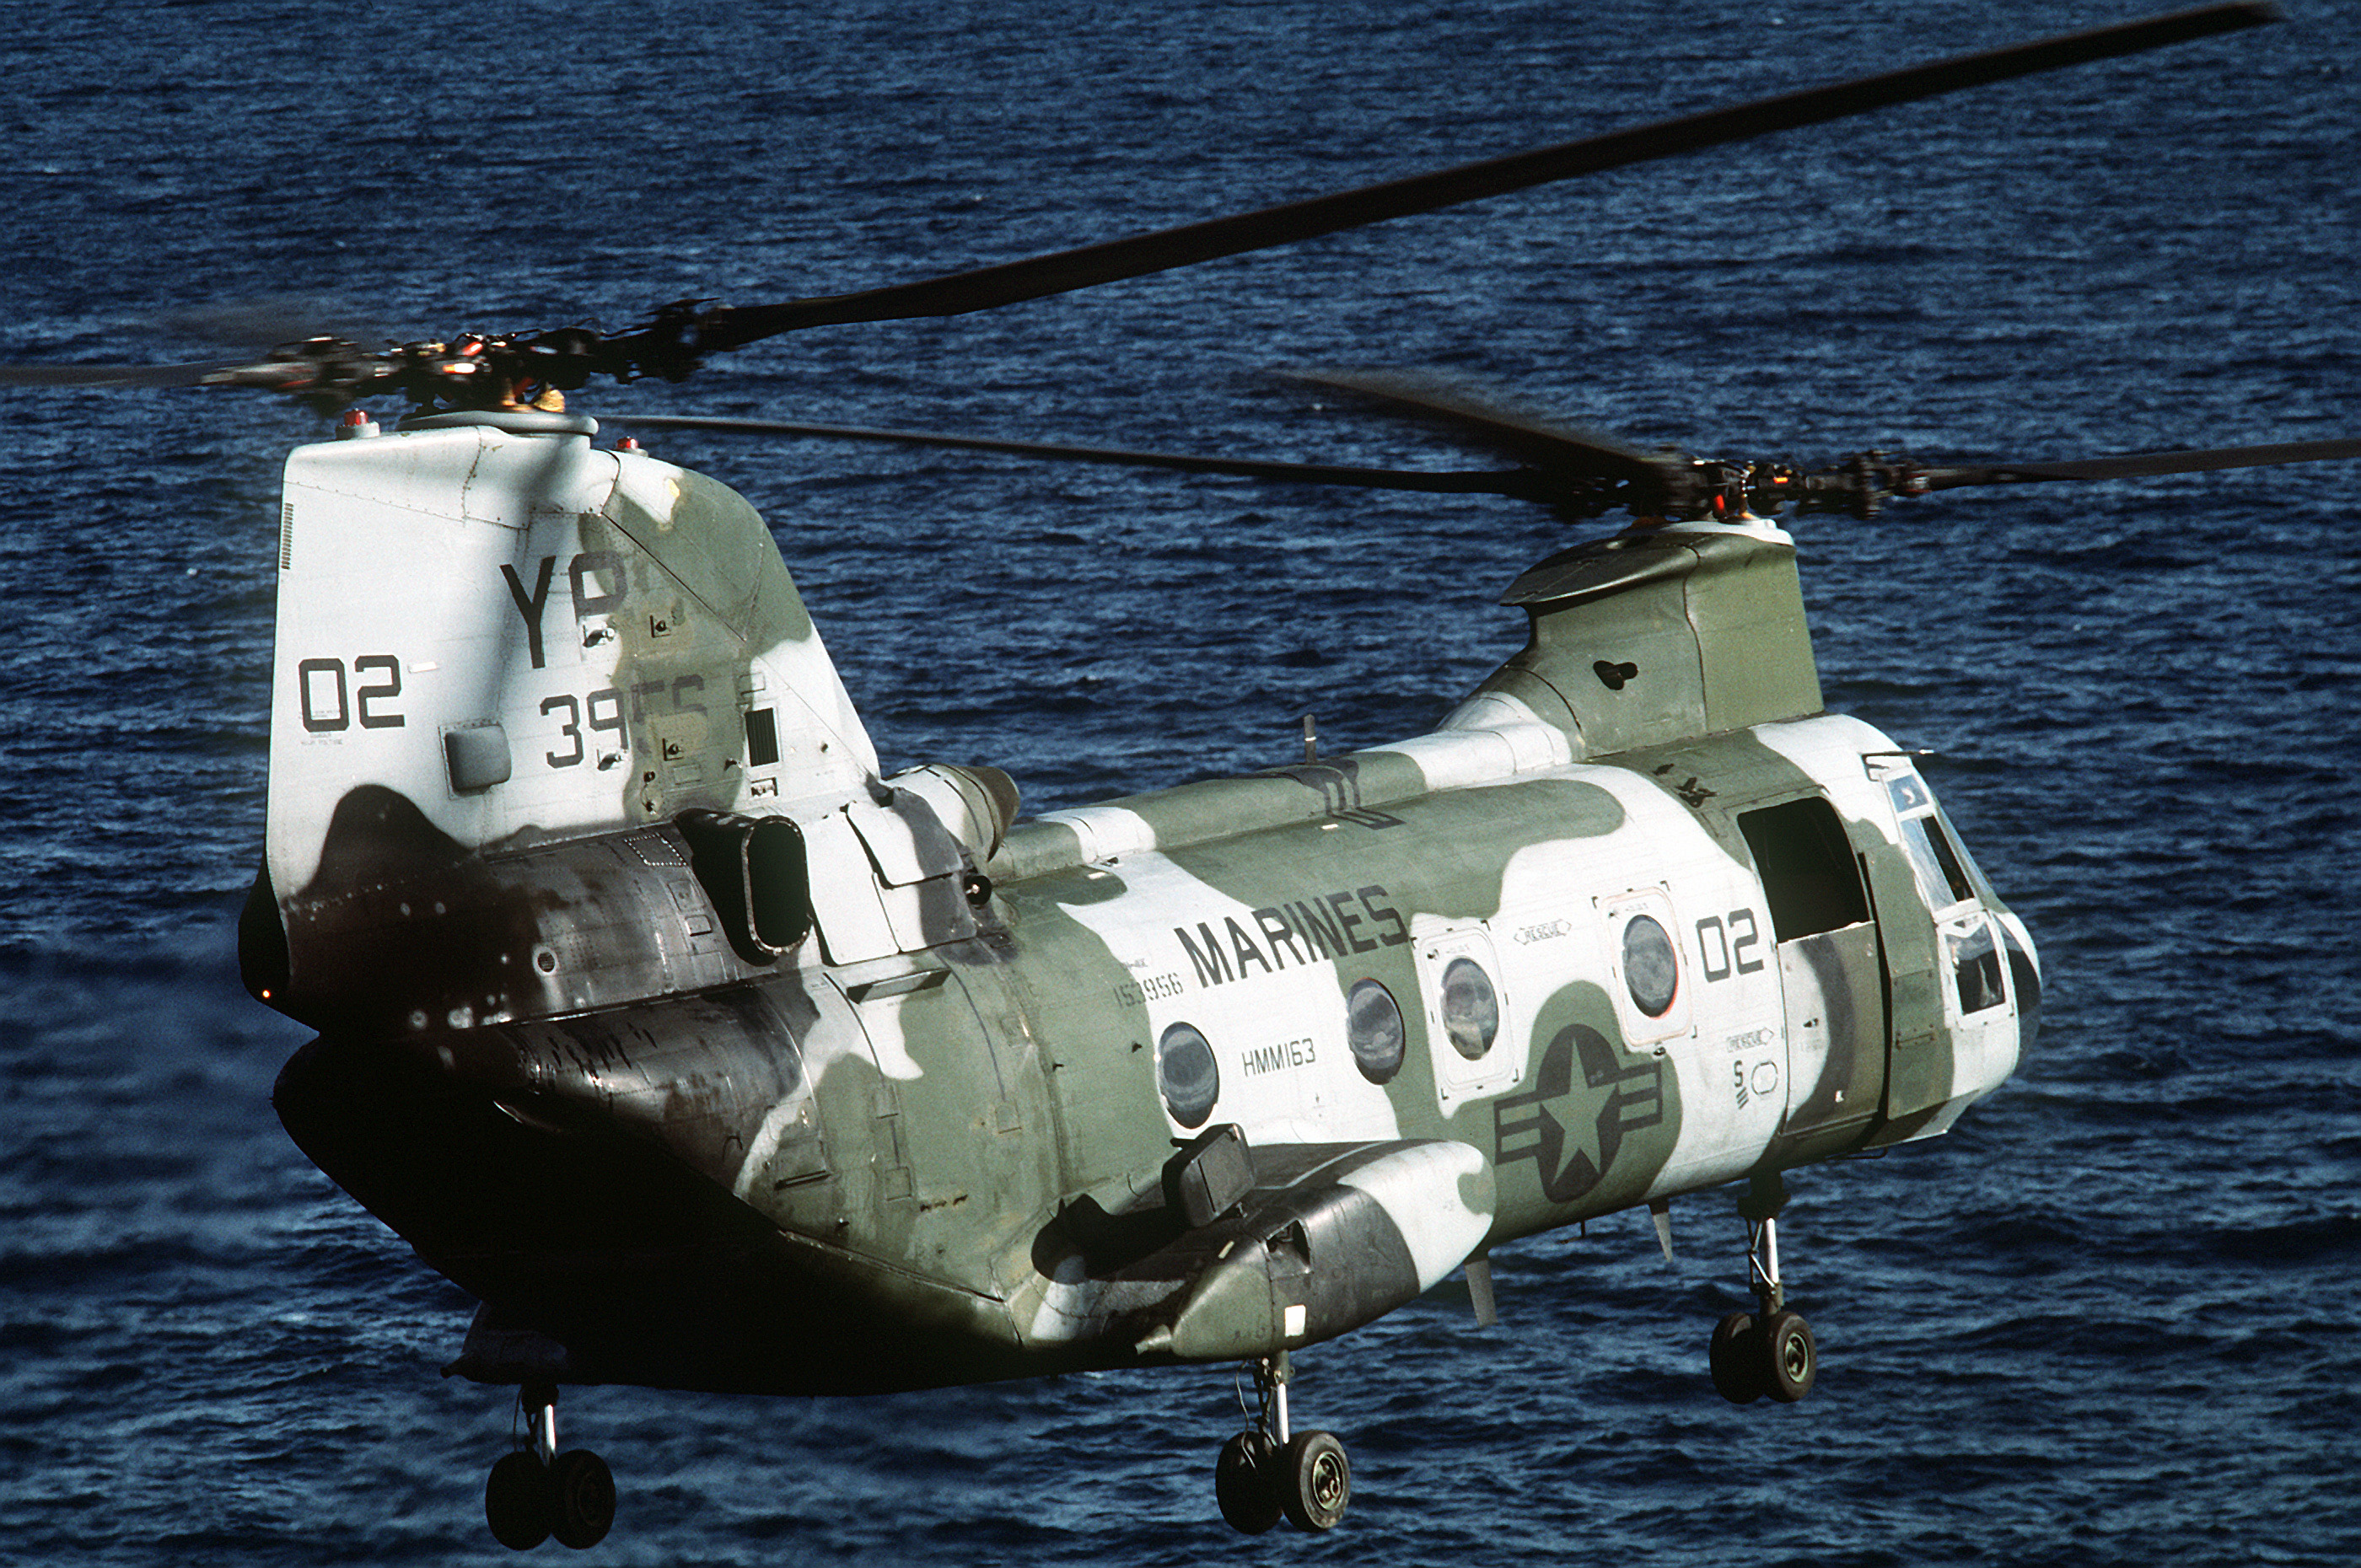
<box><xmin>1710</xmin><ymin>1308</ymin><xmax>1816</xmax><ymax>1404</ymax></box>
<box><xmin>1710</xmin><ymin>1311</ymin><xmax>1761</xmax><ymax>1404</ymax></box>
<box><xmin>1216</xmin><ymin>1431</ymin><xmax>1282</xmax><ymax>1534</ymax></box>
<box><xmin>549</xmin><ymin>1449</ymin><xmax>616</xmax><ymax>1549</ymax></box>
<box><xmin>485</xmin><ymin>1451</ymin><xmax>550</xmax><ymax>1550</ymax></box>
<box><xmin>1756</xmin><ymin>1309</ymin><xmax>1816</xmax><ymax>1404</ymax></box>
<box><xmin>485</xmin><ymin>1382</ymin><xmax>616</xmax><ymax>1551</ymax></box>
<box><xmin>1277</xmin><ymin>1430</ymin><xmax>1351</xmax><ymax>1533</ymax></box>
<box><xmin>1214</xmin><ymin>1350</ymin><xmax>1354</xmax><ymax>1534</ymax></box>
<box><xmin>1708</xmin><ymin>1172</ymin><xmax>1819</xmax><ymax>1409</ymax></box>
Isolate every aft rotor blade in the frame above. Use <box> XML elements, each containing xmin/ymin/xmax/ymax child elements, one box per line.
<box><xmin>691</xmin><ymin>3</ymin><xmax>2272</xmax><ymax>351</ymax></box>
<box><xmin>603</xmin><ymin>413</ymin><xmax>1552</xmax><ymax>499</ymax></box>
<box><xmin>1917</xmin><ymin>437</ymin><xmax>2361</xmax><ymax>489</ymax></box>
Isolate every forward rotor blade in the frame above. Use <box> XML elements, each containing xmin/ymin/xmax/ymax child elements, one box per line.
<box><xmin>689</xmin><ymin>3</ymin><xmax>2272</xmax><ymax>351</ymax></box>
<box><xmin>603</xmin><ymin>413</ymin><xmax>1552</xmax><ymax>499</ymax></box>
<box><xmin>1915</xmin><ymin>436</ymin><xmax>2361</xmax><ymax>489</ymax></box>
<box><xmin>1289</xmin><ymin>369</ymin><xmax>1678</xmax><ymax>491</ymax></box>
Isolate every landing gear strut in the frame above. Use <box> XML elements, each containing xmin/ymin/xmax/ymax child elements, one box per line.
<box><xmin>484</xmin><ymin>1381</ymin><xmax>616</xmax><ymax>1551</ymax></box>
<box><xmin>1213</xmin><ymin>1350</ymin><xmax>1352</xmax><ymax>1533</ymax></box>
<box><xmin>1708</xmin><ymin>1172</ymin><xmax>1817</xmax><ymax>1406</ymax></box>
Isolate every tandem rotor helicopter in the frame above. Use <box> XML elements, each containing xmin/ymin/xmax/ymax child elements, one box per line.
<box><xmin>12</xmin><ymin>2</ymin><xmax>2357</xmax><ymax>1549</ymax></box>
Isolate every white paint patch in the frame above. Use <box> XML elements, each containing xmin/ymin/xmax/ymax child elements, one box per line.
<box><xmin>1033</xmin><ymin>803</ymin><xmax>1157</xmax><ymax>864</ymax></box>
<box><xmin>1336</xmin><ymin>1141</ymin><xmax>1495</xmax><ymax>1291</ymax></box>
<box><xmin>1751</xmin><ymin>713</ymin><xmax>1905</xmax><ymax>824</ymax></box>
<box><xmin>844</xmin><ymin>983</ymin><xmax>926</xmax><ymax>1082</ymax></box>
<box><xmin>734</xmin><ymin>1095</ymin><xmax>812</xmax><ymax>1201</ymax></box>
<box><xmin>1017</xmin><ymin>1263</ymin><xmax>1175</xmax><ymax>1346</ymax></box>
<box><xmin>731</xmin><ymin>976</ymin><xmax>893</xmax><ymax>1198</ymax></box>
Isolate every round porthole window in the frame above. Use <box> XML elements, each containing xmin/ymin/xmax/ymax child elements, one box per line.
<box><xmin>1439</xmin><ymin>957</ymin><xmax>1499</xmax><ymax>1061</ymax></box>
<box><xmin>1622</xmin><ymin>915</ymin><xmax>1679</xmax><ymax>1018</ymax></box>
<box><xmin>1346</xmin><ymin>978</ymin><xmax>1406</xmax><ymax>1084</ymax></box>
<box><xmin>1157</xmin><ymin>1021</ymin><xmax>1220</xmax><ymax>1129</ymax></box>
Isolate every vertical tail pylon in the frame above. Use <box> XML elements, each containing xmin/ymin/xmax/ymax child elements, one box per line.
<box><xmin>264</xmin><ymin>410</ymin><xmax>879</xmax><ymax>904</ymax></box>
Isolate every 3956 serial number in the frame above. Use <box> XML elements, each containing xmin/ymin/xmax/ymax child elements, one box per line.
<box><xmin>1112</xmin><ymin>971</ymin><xmax>1186</xmax><ymax>1008</ymax></box>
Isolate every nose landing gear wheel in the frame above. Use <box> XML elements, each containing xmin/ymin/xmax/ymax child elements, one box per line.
<box><xmin>1708</xmin><ymin>1171</ymin><xmax>1822</xmax><ymax>1410</ymax></box>
<box><xmin>1213</xmin><ymin>1350</ymin><xmax>1355</xmax><ymax>1533</ymax></box>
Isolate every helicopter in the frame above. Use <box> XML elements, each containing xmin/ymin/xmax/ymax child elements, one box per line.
<box><xmin>8</xmin><ymin>1</ymin><xmax>2356</xmax><ymax>1552</ymax></box>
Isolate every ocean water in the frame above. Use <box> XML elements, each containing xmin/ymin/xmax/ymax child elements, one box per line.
<box><xmin>3</xmin><ymin>2</ymin><xmax>2357</xmax><ymax>1563</ymax></box>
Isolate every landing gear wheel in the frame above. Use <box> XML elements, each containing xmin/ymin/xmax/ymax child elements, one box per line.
<box><xmin>1277</xmin><ymin>1430</ymin><xmax>1351</xmax><ymax>1533</ymax></box>
<box><xmin>549</xmin><ymin>1449</ymin><xmax>616</xmax><ymax>1549</ymax></box>
<box><xmin>485</xmin><ymin>1451</ymin><xmax>550</xmax><ymax>1551</ymax></box>
<box><xmin>1757</xmin><ymin>1309</ymin><xmax>1816</xmax><ymax>1404</ymax></box>
<box><xmin>1709</xmin><ymin>1311</ymin><xmax>1763</xmax><ymax>1404</ymax></box>
<box><xmin>1215</xmin><ymin>1431</ymin><xmax>1282</xmax><ymax>1535</ymax></box>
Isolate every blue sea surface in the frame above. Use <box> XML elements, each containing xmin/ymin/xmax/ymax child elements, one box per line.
<box><xmin>3</xmin><ymin>2</ymin><xmax>2358</xmax><ymax>1563</ymax></box>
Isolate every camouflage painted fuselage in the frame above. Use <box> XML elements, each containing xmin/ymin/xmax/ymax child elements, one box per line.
<box><xmin>256</xmin><ymin>414</ymin><xmax>2034</xmax><ymax>1396</ymax></box>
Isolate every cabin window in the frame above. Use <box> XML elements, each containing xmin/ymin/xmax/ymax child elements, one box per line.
<box><xmin>1621</xmin><ymin>915</ymin><xmax>1680</xmax><ymax>1017</ymax></box>
<box><xmin>1346</xmin><ymin>978</ymin><xmax>1406</xmax><ymax>1084</ymax></box>
<box><xmin>1738</xmin><ymin>797</ymin><xmax>1870</xmax><ymax>941</ymax></box>
<box><xmin>1439</xmin><ymin>958</ymin><xmax>1499</xmax><ymax>1060</ymax></box>
<box><xmin>1158</xmin><ymin>1022</ymin><xmax>1220</xmax><ymax>1129</ymax></box>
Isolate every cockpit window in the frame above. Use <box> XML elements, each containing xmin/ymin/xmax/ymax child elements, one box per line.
<box><xmin>1899</xmin><ymin>812</ymin><xmax>1975</xmax><ymax>910</ymax></box>
<box><xmin>1949</xmin><ymin>918</ymin><xmax>2007</xmax><ymax>1014</ymax></box>
<box><xmin>1885</xmin><ymin>770</ymin><xmax>1993</xmax><ymax>911</ymax></box>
